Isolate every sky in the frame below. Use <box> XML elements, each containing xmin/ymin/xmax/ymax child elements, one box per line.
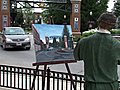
<box><xmin>33</xmin><ymin>24</ymin><xmax>72</xmax><ymax>43</ymax></box>
<box><xmin>107</xmin><ymin>0</ymin><xmax>116</xmax><ymax>12</ymax></box>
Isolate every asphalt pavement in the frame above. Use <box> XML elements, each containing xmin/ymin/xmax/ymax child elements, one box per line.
<box><xmin>0</xmin><ymin>35</ymin><xmax>120</xmax><ymax>90</ymax></box>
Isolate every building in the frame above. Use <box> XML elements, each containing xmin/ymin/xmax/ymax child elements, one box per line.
<box><xmin>70</xmin><ymin>0</ymin><xmax>81</xmax><ymax>35</ymax></box>
<box><xmin>0</xmin><ymin>0</ymin><xmax>82</xmax><ymax>35</ymax></box>
<box><xmin>0</xmin><ymin>0</ymin><xmax>10</xmax><ymax>32</ymax></box>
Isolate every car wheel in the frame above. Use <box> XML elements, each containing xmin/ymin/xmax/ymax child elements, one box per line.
<box><xmin>0</xmin><ymin>45</ymin><xmax>2</xmax><ymax>47</ymax></box>
<box><xmin>25</xmin><ymin>47</ymin><xmax>30</xmax><ymax>50</ymax></box>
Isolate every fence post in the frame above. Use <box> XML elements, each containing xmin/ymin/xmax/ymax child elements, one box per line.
<box><xmin>47</xmin><ymin>67</ymin><xmax>50</xmax><ymax>90</ymax></box>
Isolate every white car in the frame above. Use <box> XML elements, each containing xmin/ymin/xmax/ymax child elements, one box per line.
<box><xmin>0</xmin><ymin>27</ymin><xmax>31</xmax><ymax>50</ymax></box>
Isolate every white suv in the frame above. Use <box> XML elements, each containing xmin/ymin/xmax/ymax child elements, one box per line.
<box><xmin>0</xmin><ymin>27</ymin><xmax>31</xmax><ymax>50</ymax></box>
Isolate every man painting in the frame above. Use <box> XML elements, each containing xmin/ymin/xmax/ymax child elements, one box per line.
<box><xmin>74</xmin><ymin>12</ymin><xmax>120</xmax><ymax>90</ymax></box>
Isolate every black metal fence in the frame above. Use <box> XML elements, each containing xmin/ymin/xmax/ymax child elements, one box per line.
<box><xmin>0</xmin><ymin>65</ymin><xmax>84</xmax><ymax>90</ymax></box>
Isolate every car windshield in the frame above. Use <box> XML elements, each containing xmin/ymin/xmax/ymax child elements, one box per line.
<box><xmin>5</xmin><ymin>27</ymin><xmax>25</xmax><ymax>35</ymax></box>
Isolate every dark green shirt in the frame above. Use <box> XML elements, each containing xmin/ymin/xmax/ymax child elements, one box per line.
<box><xmin>74</xmin><ymin>32</ymin><xmax>120</xmax><ymax>82</ymax></box>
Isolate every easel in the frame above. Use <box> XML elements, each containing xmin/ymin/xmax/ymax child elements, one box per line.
<box><xmin>30</xmin><ymin>60</ymin><xmax>77</xmax><ymax>90</ymax></box>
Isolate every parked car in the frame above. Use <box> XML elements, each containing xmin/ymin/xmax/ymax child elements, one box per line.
<box><xmin>0</xmin><ymin>27</ymin><xmax>31</xmax><ymax>50</ymax></box>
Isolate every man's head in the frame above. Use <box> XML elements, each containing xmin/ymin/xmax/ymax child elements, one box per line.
<box><xmin>97</xmin><ymin>12</ymin><xmax>117</xmax><ymax>30</ymax></box>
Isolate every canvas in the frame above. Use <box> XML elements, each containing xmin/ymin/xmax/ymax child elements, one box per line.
<box><xmin>32</xmin><ymin>24</ymin><xmax>75</xmax><ymax>63</ymax></box>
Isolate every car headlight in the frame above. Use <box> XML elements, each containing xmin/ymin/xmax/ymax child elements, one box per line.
<box><xmin>6</xmin><ymin>38</ymin><xmax>12</xmax><ymax>42</ymax></box>
<box><xmin>24</xmin><ymin>37</ymin><xmax>30</xmax><ymax>42</ymax></box>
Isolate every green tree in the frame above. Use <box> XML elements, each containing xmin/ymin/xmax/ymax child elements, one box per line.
<box><xmin>53</xmin><ymin>37</ymin><xmax>57</xmax><ymax>47</ymax></box>
<box><xmin>81</xmin><ymin>0</ymin><xmax>109</xmax><ymax>32</ymax></box>
<box><xmin>41</xmin><ymin>0</ymin><xmax>109</xmax><ymax>32</ymax></box>
<box><xmin>14</xmin><ymin>10</ymin><xmax>24</xmax><ymax>27</ymax></box>
<box><xmin>113</xmin><ymin>1</ymin><xmax>120</xmax><ymax>28</ymax></box>
<box><xmin>22</xmin><ymin>7</ymin><xmax>35</xmax><ymax>30</ymax></box>
<box><xmin>113</xmin><ymin>1</ymin><xmax>120</xmax><ymax>17</ymax></box>
<box><xmin>41</xmin><ymin>0</ymin><xmax>71</xmax><ymax>24</ymax></box>
<box><xmin>62</xmin><ymin>25</ymin><xmax>70</xmax><ymax>48</ymax></box>
<box><xmin>62</xmin><ymin>25</ymin><xmax>70</xmax><ymax>39</ymax></box>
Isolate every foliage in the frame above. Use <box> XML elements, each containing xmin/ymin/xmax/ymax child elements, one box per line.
<box><xmin>81</xmin><ymin>29</ymin><xmax>97</xmax><ymax>38</ymax></box>
<box><xmin>11</xmin><ymin>6</ymin><xmax>35</xmax><ymax>31</ymax></box>
<box><xmin>115</xmin><ymin>16</ymin><xmax>120</xmax><ymax>28</ymax></box>
<box><xmin>53</xmin><ymin>37</ymin><xmax>57</xmax><ymax>47</ymax></box>
<box><xmin>81</xmin><ymin>0</ymin><xmax>109</xmax><ymax>32</ymax></box>
<box><xmin>113</xmin><ymin>1</ymin><xmax>120</xmax><ymax>28</ymax></box>
<box><xmin>78</xmin><ymin>29</ymin><xmax>120</xmax><ymax>39</ymax></box>
<box><xmin>22</xmin><ymin>7</ymin><xmax>35</xmax><ymax>30</ymax></box>
<box><xmin>73</xmin><ymin>35</ymin><xmax>80</xmax><ymax>42</ymax></box>
<box><xmin>41</xmin><ymin>10</ymin><xmax>50</xmax><ymax>23</ymax></box>
<box><xmin>41</xmin><ymin>0</ymin><xmax>109</xmax><ymax>30</ymax></box>
<box><xmin>41</xmin><ymin>0</ymin><xmax>71</xmax><ymax>24</ymax></box>
<box><xmin>113</xmin><ymin>1</ymin><xmax>120</xmax><ymax>17</ymax></box>
<box><xmin>62</xmin><ymin>25</ymin><xmax>70</xmax><ymax>39</ymax></box>
<box><xmin>14</xmin><ymin>11</ymin><xmax>24</xmax><ymax>27</ymax></box>
<box><xmin>61</xmin><ymin>25</ymin><xmax>70</xmax><ymax>48</ymax></box>
<box><xmin>22</xmin><ymin>7</ymin><xmax>35</xmax><ymax>24</ymax></box>
<box><xmin>110</xmin><ymin>29</ymin><xmax>120</xmax><ymax>35</ymax></box>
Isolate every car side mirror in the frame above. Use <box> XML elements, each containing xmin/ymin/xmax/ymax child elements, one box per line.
<box><xmin>26</xmin><ymin>32</ymin><xmax>30</xmax><ymax>35</ymax></box>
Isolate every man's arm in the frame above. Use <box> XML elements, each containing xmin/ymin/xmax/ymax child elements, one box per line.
<box><xmin>74</xmin><ymin>40</ymin><xmax>84</xmax><ymax>60</ymax></box>
<box><xmin>117</xmin><ymin>46</ymin><xmax>120</xmax><ymax>65</ymax></box>
<box><xmin>74</xmin><ymin>42</ymin><xmax>80</xmax><ymax>60</ymax></box>
<box><xmin>114</xmin><ymin>41</ymin><xmax>120</xmax><ymax>65</ymax></box>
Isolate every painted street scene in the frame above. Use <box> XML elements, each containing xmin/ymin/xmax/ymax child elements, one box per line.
<box><xmin>32</xmin><ymin>24</ymin><xmax>74</xmax><ymax>62</ymax></box>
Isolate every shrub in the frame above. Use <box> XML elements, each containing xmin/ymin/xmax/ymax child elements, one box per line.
<box><xmin>110</xmin><ymin>29</ymin><xmax>120</xmax><ymax>35</ymax></box>
<box><xmin>73</xmin><ymin>29</ymin><xmax>120</xmax><ymax>42</ymax></box>
<box><xmin>80</xmin><ymin>29</ymin><xmax>120</xmax><ymax>38</ymax></box>
<box><xmin>80</xmin><ymin>29</ymin><xmax>97</xmax><ymax>38</ymax></box>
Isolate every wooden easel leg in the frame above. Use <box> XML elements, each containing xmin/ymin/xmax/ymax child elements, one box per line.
<box><xmin>30</xmin><ymin>65</ymin><xmax>39</xmax><ymax>90</ymax></box>
<box><xmin>65</xmin><ymin>63</ymin><xmax>76</xmax><ymax>90</ymax></box>
<box><xmin>42</xmin><ymin>65</ymin><xmax>47</xmax><ymax>90</ymax></box>
<box><xmin>46</xmin><ymin>67</ymin><xmax>50</xmax><ymax>90</ymax></box>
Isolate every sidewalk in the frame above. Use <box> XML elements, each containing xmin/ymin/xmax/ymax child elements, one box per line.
<box><xmin>0</xmin><ymin>62</ymin><xmax>84</xmax><ymax>90</ymax></box>
<box><xmin>0</xmin><ymin>87</ymin><xmax>17</xmax><ymax>90</ymax></box>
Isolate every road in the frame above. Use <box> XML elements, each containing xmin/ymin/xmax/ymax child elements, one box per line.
<box><xmin>0</xmin><ymin>35</ymin><xmax>120</xmax><ymax>78</ymax></box>
<box><xmin>1</xmin><ymin>35</ymin><xmax>120</xmax><ymax>90</ymax></box>
<box><xmin>0</xmin><ymin>35</ymin><xmax>36</xmax><ymax>68</ymax></box>
<box><xmin>0</xmin><ymin>35</ymin><xmax>84</xmax><ymax>74</ymax></box>
<box><xmin>1</xmin><ymin>35</ymin><xmax>120</xmax><ymax>75</ymax></box>
<box><xmin>36</xmin><ymin>49</ymin><xmax>74</xmax><ymax>62</ymax></box>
